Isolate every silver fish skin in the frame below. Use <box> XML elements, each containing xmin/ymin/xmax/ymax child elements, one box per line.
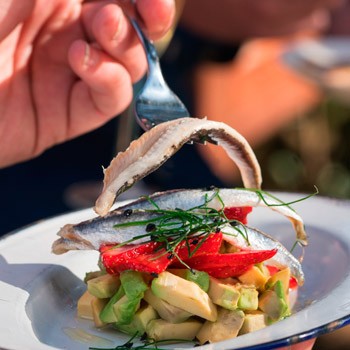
<box><xmin>52</xmin><ymin>211</ymin><xmax>163</xmax><ymax>253</ymax></box>
<box><xmin>116</xmin><ymin>188</ymin><xmax>307</xmax><ymax>245</ymax></box>
<box><xmin>52</xmin><ymin>188</ymin><xmax>306</xmax><ymax>253</ymax></box>
<box><xmin>53</xmin><ymin>221</ymin><xmax>304</xmax><ymax>285</ymax></box>
<box><xmin>221</xmin><ymin>224</ymin><xmax>304</xmax><ymax>285</ymax></box>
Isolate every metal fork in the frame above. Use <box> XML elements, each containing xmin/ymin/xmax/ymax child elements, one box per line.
<box><xmin>130</xmin><ymin>18</ymin><xmax>190</xmax><ymax>131</ymax></box>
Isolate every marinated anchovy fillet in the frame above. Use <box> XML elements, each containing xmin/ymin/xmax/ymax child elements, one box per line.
<box><xmin>94</xmin><ymin>118</ymin><xmax>262</xmax><ymax>216</ymax></box>
<box><xmin>52</xmin><ymin>188</ymin><xmax>306</xmax><ymax>253</ymax></box>
<box><xmin>221</xmin><ymin>225</ymin><xmax>304</xmax><ymax>285</ymax></box>
<box><xmin>52</xmin><ymin>188</ymin><xmax>306</xmax><ymax>285</ymax></box>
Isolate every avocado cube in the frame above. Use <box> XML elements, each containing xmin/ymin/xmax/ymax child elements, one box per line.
<box><xmin>77</xmin><ymin>290</ymin><xmax>94</xmax><ymax>320</ymax></box>
<box><xmin>84</xmin><ymin>270</ymin><xmax>105</xmax><ymax>283</ymax></box>
<box><xmin>146</xmin><ymin>318</ymin><xmax>203</xmax><ymax>341</ymax></box>
<box><xmin>87</xmin><ymin>274</ymin><xmax>120</xmax><ymax>299</ymax></box>
<box><xmin>238</xmin><ymin>286</ymin><xmax>259</xmax><ymax>311</ymax></box>
<box><xmin>258</xmin><ymin>281</ymin><xmax>290</xmax><ymax>322</ymax></box>
<box><xmin>91</xmin><ymin>297</ymin><xmax>109</xmax><ymax>328</ymax></box>
<box><xmin>113</xmin><ymin>294</ymin><xmax>142</xmax><ymax>325</ymax></box>
<box><xmin>196</xmin><ymin>308</ymin><xmax>245</xmax><ymax>344</ymax></box>
<box><xmin>144</xmin><ymin>289</ymin><xmax>192</xmax><ymax>323</ymax></box>
<box><xmin>120</xmin><ymin>270</ymin><xmax>148</xmax><ymax>299</ymax></box>
<box><xmin>152</xmin><ymin>271</ymin><xmax>217</xmax><ymax>321</ymax></box>
<box><xmin>239</xmin><ymin>311</ymin><xmax>268</xmax><ymax>335</ymax></box>
<box><xmin>100</xmin><ymin>286</ymin><xmax>125</xmax><ymax>323</ymax></box>
<box><xmin>266</xmin><ymin>267</ymin><xmax>291</xmax><ymax>294</ymax></box>
<box><xmin>207</xmin><ymin>277</ymin><xmax>240</xmax><ymax>310</ymax></box>
<box><xmin>238</xmin><ymin>266</ymin><xmax>269</xmax><ymax>291</ymax></box>
<box><xmin>115</xmin><ymin>303</ymin><xmax>158</xmax><ymax>335</ymax></box>
<box><xmin>169</xmin><ymin>269</ymin><xmax>210</xmax><ymax>292</ymax></box>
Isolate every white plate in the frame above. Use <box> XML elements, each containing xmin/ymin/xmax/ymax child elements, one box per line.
<box><xmin>1</xmin><ymin>193</ymin><xmax>350</xmax><ymax>350</ymax></box>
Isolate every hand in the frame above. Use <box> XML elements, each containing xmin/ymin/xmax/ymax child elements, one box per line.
<box><xmin>0</xmin><ymin>0</ymin><xmax>174</xmax><ymax>168</ymax></box>
<box><xmin>180</xmin><ymin>0</ymin><xmax>343</xmax><ymax>43</ymax></box>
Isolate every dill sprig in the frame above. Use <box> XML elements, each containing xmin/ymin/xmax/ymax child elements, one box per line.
<box><xmin>89</xmin><ymin>333</ymin><xmax>192</xmax><ymax>350</ymax></box>
<box><xmin>244</xmin><ymin>186</ymin><xmax>319</xmax><ymax>212</ymax></box>
<box><xmin>112</xmin><ymin>190</ymin><xmax>245</xmax><ymax>261</ymax></box>
<box><xmin>110</xmin><ymin>187</ymin><xmax>315</xmax><ymax>263</ymax></box>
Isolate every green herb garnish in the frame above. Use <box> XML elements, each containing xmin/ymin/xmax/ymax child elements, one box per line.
<box><xmin>245</xmin><ymin>186</ymin><xmax>319</xmax><ymax>211</ymax></box>
<box><xmin>112</xmin><ymin>190</ymin><xmax>245</xmax><ymax>262</ymax></box>
<box><xmin>110</xmin><ymin>187</ymin><xmax>315</xmax><ymax>264</ymax></box>
<box><xmin>89</xmin><ymin>333</ymin><xmax>191</xmax><ymax>350</ymax></box>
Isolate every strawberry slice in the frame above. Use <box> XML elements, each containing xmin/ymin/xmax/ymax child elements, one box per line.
<box><xmin>175</xmin><ymin>232</ymin><xmax>223</xmax><ymax>261</ymax></box>
<box><xmin>223</xmin><ymin>206</ymin><xmax>252</xmax><ymax>224</ymax></box>
<box><xmin>204</xmin><ymin>265</ymin><xmax>252</xmax><ymax>279</ymax></box>
<box><xmin>182</xmin><ymin>249</ymin><xmax>277</xmax><ymax>277</ymax></box>
<box><xmin>100</xmin><ymin>242</ymin><xmax>175</xmax><ymax>274</ymax></box>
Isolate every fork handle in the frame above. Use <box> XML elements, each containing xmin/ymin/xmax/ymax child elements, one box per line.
<box><xmin>129</xmin><ymin>18</ymin><xmax>167</xmax><ymax>86</ymax></box>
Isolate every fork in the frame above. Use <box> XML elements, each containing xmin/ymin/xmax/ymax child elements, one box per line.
<box><xmin>129</xmin><ymin>18</ymin><xmax>190</xmax><ymax>131</ymax></box>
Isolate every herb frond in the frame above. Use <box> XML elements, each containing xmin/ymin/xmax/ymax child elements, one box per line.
<box><xmin>112</xmin><ymin>190</ymin><xmax>250</xmax><ymax>266</ymax></box>
<box><xmin>89</xmin><ymin>333</ymin><xmax>192</xmax><ymax>350</ymax></box>
<box><xmin>239</xmin><ymin>186</ymin><xmax>319</xmax><ymax>212</ymax></box>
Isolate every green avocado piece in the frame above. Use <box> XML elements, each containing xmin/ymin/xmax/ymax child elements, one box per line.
<box><xmin>258</xmin><ymin>281</ymin><xmax>290</xmax><ymax>322</ymax></box>
<box><xmin>196</xmin><ymin>308</ymin><xmax>245</xmax><ymax>344</ymax></box>
<box><xmin>146</xmin><ymin>318</ymin><xmax>203</xmax><ymax>341</ymax></box>
<box><xmin>185</xmin><ymin>269</ymin><xmax>210</xmax><ymax>292</ymax></box>
<box><xmin>111</xmin><ymin>270</ymin><xmax>149</xmax><ymax>325</ymax></box>
<box><xmin>169</xmin><ymin>269</ymin><xmax>210</xmax><ymax>292</ymax></box>
<box><xmin>238</xmin><ymin>311</ymin><xmax>268</xmax><ymax>335</ymax></box>
<box><xmin>113</xmin><ymin>294</ymin><xmax>142</xmax><ymax>325</ymax></box>
<box><xmin>87</xmin><ymin>274</ymin><xmax>120</xmax><ymax>299</ymax></box>
<box><xmin>151</xmin><ymin>271</ymin><xmax>217</xmax><ymax>321</ymax></box>
<box><xmin>207</xmin><ymin>277</ymin><xmax>240</xmax><ymax>310</ymax></box>
<box><xmin>84</xmin><ymin>270</ymin><xmax>105</xmax><ymax>283</ymax></box>
<box><xmin>120</xmin><ymin>270</ymin><xmax>148</xmax><ymax>299</ymax></box>
<box><xmin>115</xmin><ymin>304</ymin><xmax>158</xmax><ymax>336</ymax></box>
<box><xmin>144</xmin><ymin>288</ymin><xmax>192</xmax><ymax>323</ymax></box>
<box><xmin>100</xmin><ymin>285</ymin><xmax>125</xmax><ymax>323</ymax></box>
<box><xmin>237</xmin><ymin>286</ymin><xmax>259</xmax><ymax>311</ymax></box>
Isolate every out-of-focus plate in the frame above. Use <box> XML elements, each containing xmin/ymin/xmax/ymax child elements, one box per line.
<box><xmin>1</xmin><ymin>193</ymin><xmax>350</xmax><ymax>350</ymax></box>
<box><xmin>282</xmin><ymin>37</ymin><xmax>350</xmax><ymax>104</ymax></box>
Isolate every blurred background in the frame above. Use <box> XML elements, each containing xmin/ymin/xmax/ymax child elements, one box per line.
<box><xmin>1</xmin><ymin>0</ymin><xmax>350</xmax><ymax>349</ymax></box>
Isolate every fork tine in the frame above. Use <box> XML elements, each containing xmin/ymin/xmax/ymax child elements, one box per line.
<box><xmin>129</xmin><ymin>11</ymin><xmax>216</xmax><ymax>145</ymax></box>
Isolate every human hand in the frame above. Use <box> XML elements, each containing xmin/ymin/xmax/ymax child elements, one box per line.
<box><xmin>0</xmin><ymin>0</ymin><xmax>174</xmax><ymax>168</ymax></box>
<box><xmin>180</xmin><ymin>0</ymin><xmax>343</xmax><ymax>43</ymax></box>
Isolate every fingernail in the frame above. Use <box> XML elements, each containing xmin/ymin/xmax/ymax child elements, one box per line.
<box><xmin>83</xmin><ymin>43</ymin><xmax>99</xmax><ymax>69</ymax></box>
<box><xmin>112</xmin><ymin>8</ymin><xmax>124</xmax><ymax>41</ymax></box>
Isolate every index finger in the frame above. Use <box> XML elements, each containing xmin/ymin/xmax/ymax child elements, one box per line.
<box><xmin>135</xmin><ymin>0</ymin><xmax>175</xmax><ymax>40</ymax></box>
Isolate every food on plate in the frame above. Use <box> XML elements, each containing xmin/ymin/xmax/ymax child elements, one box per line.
<box><xmin>52</xmin><ymin>117</ymin><xmax>307</xmax><ymax>346</ymax></box>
